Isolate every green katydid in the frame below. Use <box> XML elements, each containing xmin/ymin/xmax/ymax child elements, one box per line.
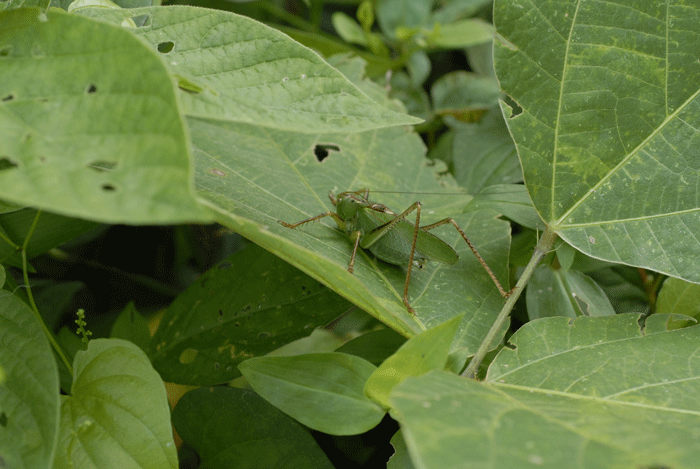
<box><xmin>278</xmin><ymin>189</ymin><xmax>515</xmax><ymax>314</ymax></box>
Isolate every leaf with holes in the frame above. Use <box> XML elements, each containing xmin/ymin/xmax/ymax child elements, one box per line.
<box><xmin>496</xmin><ymin>0</ymin><xmax>700</xmax><ymax>285</ymax></box>
<box><xmin>77</xmin><ymin>5</ymin><xmax>421</xmax><ymax>133</ymax></box>
<box><xmin>0</xmin><ymin>8</ymin><xmax>209</xmax><ymax>224</ymax></box>
<box><xmin>53</xmin><ymin>339</ymin><xmax>177</xmax><ymax>469</ymax></box>
<box><xmin>189</xmin><ymin>54</ymin><xmax>514</xmax><ymax>356</ymax></box>
<box><xmin>0</xmin><ymin>289</ymin><xmax>60</xmax><ymax>469</ymax></box>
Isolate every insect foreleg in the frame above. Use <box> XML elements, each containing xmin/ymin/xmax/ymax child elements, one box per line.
<box><xmin>421</xmin><ymin>218</ymin><xmax>515</xmax><ymax>298</ymax></box>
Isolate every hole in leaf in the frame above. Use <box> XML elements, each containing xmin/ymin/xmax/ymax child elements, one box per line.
<box><xmin>0</xmin><ymin>412</ymin><xmax>7</xmax><ymax>427</ymax></box>
<box><xmin>86</xmin><ymin>84</ymin><xmax>97</xmax><ymax>94</ymax></box>
<box><xmin>503</xmin><ymin>95</ymin><xmax>522</xmax><ymax>118</ymax></box>
<box><xmin>88</xmin><ymin>160</ymin><xmax>117</xmax><ymax>172</ymax></box>
<box><xmin>1</xmin><ymin>94</ymin><xmax>13</xmax><ymax>102</ymax></box>
<box><xmin>313</xmin><ymin>144</ymin><xmax>340</xmax><ymax>162</ymax></box>
<box><xmin>131</xmin><ymin>15</ymin><xmax>150</xmax><ymax>27</ymax></box>
<box><xmin>101</xmin><ymin>183</ymin><xmax>117</xmax><ymax>192</ymax></box>
<box><xmin>0</xmin><ymin>157</ymin><xmax>18</xmax><ymax>171</ymax></box>
<box><xmin>157</xmin><ymin>41</ymin><xmax>174</xmax><ymax>53</ymax></box>
<box><xmin>0</xmin><ymin>46</ymin><xmax>12</xmax><ymax>56</ymax></box>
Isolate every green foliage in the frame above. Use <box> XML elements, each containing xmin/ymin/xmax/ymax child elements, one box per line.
<box><xmin>239</xmin><ymin>353</ymin><xmax>384</xmax><ymax>435</ymax></box>
<box><xmin>149</xmin><ymin>244</ymin><xmax>351</xmax><ymax>385</ymax></box>
<box><xmin>0</xmin><ymin>290</ymin><xmax>59</xmax><ymax>469</ymax></box>
<box><xmin>1</xmin><ymin>0</ymin><xmax>700</xmax><ymax>468</ymax></box>
<box><xmin>495</xmin><ymin>0</ymin><xmax>700</xmax><ymax>284</ymax></box>
<box><xmin>172</xmin><ymin>386</ymin><xmax>334</xmax><ymax>469</ymax></box>
<box><xmin>391</xmin><ymin>315</ymin><xmax>700</xmax><ymax>468</ymax></box>
<box><xmin>0</xmin><ymin>8</ymin><xmax>210</xmax><ymax>224</ymax></box>
<box><xmin>54</xmin><ymin>339</ymin><xmax>177</xmax><ymax>468</ymax></box>
<box><xmin>365</xmin><ymin>314</ymin><xmax>462</xmax><ymax>408</ymax></box>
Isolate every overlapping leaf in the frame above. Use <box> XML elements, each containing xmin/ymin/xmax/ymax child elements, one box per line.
<box><xmin>495</xmin><ymin>0</ymin><xmax>700</xmax><ymax>284</ymax></box>
<box><xmin>391</xmin><ymin>315</ymin><xmax>700</xmax><ymax>469</ymax></box>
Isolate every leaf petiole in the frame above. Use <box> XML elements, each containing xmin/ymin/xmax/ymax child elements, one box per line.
<box><xmin>463</xmin><ymin>226</ymin><xmax>558</xmax><ymax>379</ymax></box>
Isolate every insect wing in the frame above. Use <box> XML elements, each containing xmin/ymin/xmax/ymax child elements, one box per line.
<box><xmin>394</xmin><ymin>219</ymin><xmax>459</xmax><ymax>265</ymax></box>
<box><xmin>360</xmin><ymin>209</ymin><xmax>459</xmax><ymax>265</ymax></box>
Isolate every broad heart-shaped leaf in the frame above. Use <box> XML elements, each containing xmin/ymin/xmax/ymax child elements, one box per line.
<box><xmin>54</xmin><ymin>339</ymin><xmax>177</xmax><ymax>469</ymax></box>
<box><xmin>390</xmin><ymin>315</ymin><xmax>700</xmax><ymax>469</ymax></box>
<box><xmin>0</xmin><ymin>289</ymin><xmax>60</xmax><ymax>469</ymax></box>
<box><xmin>148</xmin><ymin>244</ymin><xmax>351</xmax><ymax>386</ymax></box>
<box><xmin>238</xmin><ymin>353</ymin><xmax>385</xmax><ymax>435</ymax></box>
<box><xmin>190</xmin><ymin>55</ymin><xmax>513</xmax><ymax>351</ymax></box>
<box><xmin>77</xmin><ymin>5</ymin><xmax>420</xmax><ymax>133</ymax></box>
<box><xmin>172</xmin><ymin>386</ymin><xmax>333</xmax><ymax>469</ymax></box>
<box><xmin>0</xmin><ymin>8</ymin><xmax>210</xmax><ymax>224</ymax></box>
<box><xmin>495</xmin><ymin>0</ymin><xmax>700</xmax><ymax>284</ymax></box>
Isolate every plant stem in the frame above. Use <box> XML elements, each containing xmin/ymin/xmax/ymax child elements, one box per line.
<box><xmin>21</xmin><ymin>210</ymin><xmax>74</xmax><ymax>376</ymax></box>
<box><xmin>462</xmin><ymin>226</ymin><xmax>558</xmax><ymax>379</ymax></box>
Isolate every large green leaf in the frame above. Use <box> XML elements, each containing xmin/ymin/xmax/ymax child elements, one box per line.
<box><xmin>0</xmin><ymin>290</ymin><xmax>60</xmax><ymax>469</ymax></box>
<box><xmin>390</xmin><ymin>315</ymin><xmax>700</xmax><ymax>468</ymax></box>
<box><xmin>53</xmin><ymin>339</ymin><xmax>177</xmax><ymax>469</ymax></box>
<box><xmin>189</xmin><ymin>55</ymin><xmax>513</xmax><ymax>349</ymax></box>
<box><xmin>172</xmin><ymin>386</ymin><xmax>333</xmax><ymax>469</ymax></box>
<box><xmin>0</xmin><ymin>8</ymin><xmax>210</xmax><ymax>224</ymax></box>
<box><xmin>495</xmin><ymin>0</ymin><xmax>700</xmax><ymax>284</ymax></box>
<box><xmin>78</xmin><ymin>6</ymin><xmax>420</xmax><ymax>132</ymax></box>
<box><xmin>149</xmin><ymin>244</ymin><xmax>351</xmax><ymax>385</ymax></box>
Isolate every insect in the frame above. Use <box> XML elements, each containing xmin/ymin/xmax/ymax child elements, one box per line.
<box><xmin>278</xmin><ymin>189</ymin><xmax>514</xmax><ymax>314</ymax></box>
